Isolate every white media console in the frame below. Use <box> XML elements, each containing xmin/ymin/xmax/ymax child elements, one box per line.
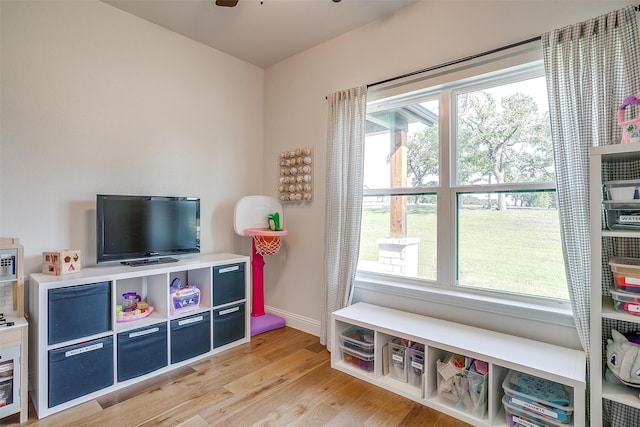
<box><xmin>28</xmin><ymin>253</ymin><xmax>250</xmax><ymax>419</ymax></box>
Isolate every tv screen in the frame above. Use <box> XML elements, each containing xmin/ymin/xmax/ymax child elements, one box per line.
<box><xmin>97</xmin><ymin>194</ymin><xmax>200</xmax><ymax>265</ymax></box>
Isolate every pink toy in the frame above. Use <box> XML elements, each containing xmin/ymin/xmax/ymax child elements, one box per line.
<box><xmin>122</xmin><ymin>292</ymin><xmax>141</xmax><ymax>312</ymax></box>
<box><xmin>234</xmin><ymin>196</ymin><xmax>288</xmax><ymax>336</ymax></box>
<box><xmin>618</xmin><ymin>93</ymin><xmax>640</xmax><ymax>143</ymax></box>
<box><xmin>169</xmin><ymin>277</ymin><xmax>200</xmax><ymax>315</ymax></box>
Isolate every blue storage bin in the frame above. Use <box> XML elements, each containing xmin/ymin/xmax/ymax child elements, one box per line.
<box><xmin>48</xmin><ymin>337</ymin><xmax>113</xmax><ymax>407</ymax></box>
<box><xmin>48</xmin><ymin>281</ymin><xmax>111</xmax><ymax>345</ymax></box>
<box><xmin>170</xmin><ymin>312</ymin><xmax>211</xmax><ymax>363</ymax></box>
<box><xmin>213</xmin><ymin>263</ymin><xmax>245</xmax><ymax>306</ymax></box>
<box><xmin>213</xmin><ymin>303</ymin><xmax>245</xmax><ymax>348</ymax></box>
<box><xmin>117</xmin><ymin>323</ymin><xmax>167</xmax><ymax>382</ymax></box>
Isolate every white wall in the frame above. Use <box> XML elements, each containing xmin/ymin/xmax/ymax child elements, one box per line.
<box><xmin>0</xmin><ymin>1</ymin><xmax>264</xmax><ymax>273</ymax></box>
<box><xmin>263</xmin><ymin>0</ymin><xmax>631</xmax><ymax>347</ymax></box>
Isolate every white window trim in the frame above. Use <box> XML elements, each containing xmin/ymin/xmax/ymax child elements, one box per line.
<box><xmin>354</xmin><ymin>272</ymin><xmax>575</xmax><ymax>328</ymax></box>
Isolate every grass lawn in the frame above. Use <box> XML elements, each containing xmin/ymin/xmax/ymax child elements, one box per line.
<box><xmin>359</xmin><ymin>205</ymin><xmax>569</xmax><ymax>300</ymax></box>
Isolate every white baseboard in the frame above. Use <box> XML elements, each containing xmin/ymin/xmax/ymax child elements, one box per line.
<box><xmin>264</xmin><ymin>305</ymin><xmax>320</xmax><ymax>337</ymax></box>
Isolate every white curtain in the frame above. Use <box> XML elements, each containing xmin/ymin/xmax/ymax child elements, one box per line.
<box><xmin>321</xmin><ymin>85</ymin><xmax>367</xmax><ymax>346</ymax></box>
<box><xmin>542</xmin><ymin>5</ymin><xmax>639</xmax><ymax>425</ymax></box>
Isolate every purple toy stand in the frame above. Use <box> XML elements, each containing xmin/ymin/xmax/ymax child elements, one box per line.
<box><xmin>251</xmin><ymin>313</ymin><xmax>286</xmax><ymax>336</ymax></box>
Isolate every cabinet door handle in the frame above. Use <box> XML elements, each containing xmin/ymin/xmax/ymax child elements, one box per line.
<box><xmin>178</xmin><ymin>316</ymin><xmax>204</xmax><ymax>326</ymax></box>
<box><xmin>64</xmin><ymin>342</ymin><xmax>103</xmax><ymax>358</ymax></box>
<box><xmin>219</xmin><ymin>306</ymin><xmax>240</xmax><ymax>316</ymax></box>
<box><xmin>129</xmin><ymin>327</ymin><xmax>159</xmax><ymax>338</ymax></box>
<box><xmin>218</xmin><ymin>265</ymin><xmax>240</xmax><ymax>274</ymax></box>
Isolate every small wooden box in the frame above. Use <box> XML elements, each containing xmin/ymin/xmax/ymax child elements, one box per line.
<box><xmin>42</xmin><ymin>250</ymin><xmax>81</xmax><ymax>275</ymax></box>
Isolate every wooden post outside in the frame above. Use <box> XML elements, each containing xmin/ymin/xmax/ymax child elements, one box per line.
<box><xmin>390</xmin><ymin>115</ymin><xmax>408</xmax><ymax>238</ymax></box>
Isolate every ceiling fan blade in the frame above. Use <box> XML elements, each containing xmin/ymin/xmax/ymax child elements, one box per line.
<box><xmin>215</xmin><ymin>0</ymin><xmax>239</xmax><ymax>6</ymax></box>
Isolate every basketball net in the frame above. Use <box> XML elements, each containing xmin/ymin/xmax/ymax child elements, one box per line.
<box><xmin>253</xmin><ymin>234</ymin><xmax>281</xmax><ymax>256</ymax></box>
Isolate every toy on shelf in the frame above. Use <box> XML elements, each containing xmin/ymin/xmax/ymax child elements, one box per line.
<box><xmin>169</xmin><ymin>277</ymin><xmax>200</xmax><ymax>315</ymax></box>
<box><xmin>618</xmin><ymin>93</ymin><xmax>640</xmax><ymax>144</ymax></box>
<box><xmin>116</xmin><ymin>291</ymin><xmax>153</xmax><ymax>322</ymax></box>
<box><xmin>606</xmin><ymin>329</ymin><xmax>640</xmax><ymax>388</ymax></box>
<box><xmin>122</xmin><ymin>292</ymin><xmax>141</xmax><ymax>312</ymax></box>
<box><xmin>234</xmin><ymin>195</ymin><xmax>287</xmax><ymax>336</ymax></box>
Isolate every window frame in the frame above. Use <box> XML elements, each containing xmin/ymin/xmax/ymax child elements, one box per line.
<box><xmin>358</xmin><ymin>57</ymin><xmax>571</xmax><ymax>315</ymax></box>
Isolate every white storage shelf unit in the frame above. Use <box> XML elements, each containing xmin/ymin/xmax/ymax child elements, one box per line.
<box><xmin>332</xmin><ymin>302</ymin><xmax>586</xmax><ymax>427</ymax></box>
<box><xmin>29</xmin><ymin>253</ymin><xmax>249</xmax><ymax>419</ymax></box>
<box><xmin>589</xmin><ymin>143</ymin><xmax>640</xmax><ymax>425</ymax></box>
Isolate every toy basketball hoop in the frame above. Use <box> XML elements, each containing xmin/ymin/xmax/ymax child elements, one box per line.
<box><xmin>234</xmin><ymin>196</ymin><xmax>288</xmax><ymax>336</ymax></box>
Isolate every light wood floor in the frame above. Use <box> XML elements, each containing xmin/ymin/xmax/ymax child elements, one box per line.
<box><xmin>3</xmin><ymin>327</ymin><xmax>470</xmax><ymax>426</ymax></box>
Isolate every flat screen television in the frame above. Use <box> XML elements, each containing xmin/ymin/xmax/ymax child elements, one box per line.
<box><xmin>96</xmin><ymin>194</ymin><xmax>200</xmax><ymax>266</ymax></box>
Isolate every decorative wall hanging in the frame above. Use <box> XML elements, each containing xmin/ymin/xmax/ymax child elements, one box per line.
<box><xmin>278</xmin><ymin>147</ymin><xmax>312</xmax><ymax>202</ymax></box>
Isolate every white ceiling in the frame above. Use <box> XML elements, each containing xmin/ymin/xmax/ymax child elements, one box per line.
<box><xmin>102</xmin><ymin>0</ymin><xmax>418</xmax><ymax>68</ymax></box>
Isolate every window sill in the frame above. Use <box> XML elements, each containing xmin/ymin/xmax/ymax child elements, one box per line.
<box><xmin>353</xmin><ymin>272</ymin><xmax>575</xmax><ymax>329</ymax></box>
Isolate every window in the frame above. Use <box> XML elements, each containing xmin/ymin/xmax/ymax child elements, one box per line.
<box><xmin>358</xmin><ymin>60</ymin><xmax>569</xmax><ymax>302</ymax></box>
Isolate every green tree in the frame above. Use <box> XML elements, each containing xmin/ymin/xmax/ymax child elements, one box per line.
<box><xmin>406</xmin><ymin>124</ymin><xmax>438</xmax><ymax>205</ymax></box>
<box><xmin>457</xmin><ymin>91</ymin><xmax>553</xmax><ymax>210</ymax></box>
<box><xmin>407</xmin><ymin>125</ymin><xmax>439</xmax><ymax>187</ymax></box>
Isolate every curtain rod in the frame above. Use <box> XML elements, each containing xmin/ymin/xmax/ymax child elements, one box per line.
<box><xmin>366</xmin><ymin>35</ymin><xmax>542</xmax><ymax>89</ymax></box>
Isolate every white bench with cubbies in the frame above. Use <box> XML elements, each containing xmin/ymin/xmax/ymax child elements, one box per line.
<box><xmin>331</xmin><ymin>302</ymin><xmax>586</xmax><ymax>427</ymax></box>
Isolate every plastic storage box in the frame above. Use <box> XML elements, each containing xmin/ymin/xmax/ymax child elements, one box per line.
<box><xmin>213</xmin><ymin>302</ymin><xmax>245</xmax><ymax>348</ymax></box>
<box><xmin>437</xmin><ymin>353</ymin><xmax>488</xmax><ymax>418</ymax></box>
<box><xmin>612</xmin><ymin>273</ymin><xmax>640</xmax><ymax>294</ymax></box>
<box><xmin>48</xmin><ymin>281</ymin><xmax>111</xmax><ymax>345</ymax></box>
<box><xmin>117</xmin><ymin>323</ymin><xmax>168</xmax><ymax>381</ymax></box>
<box><xmin>342</xmin><ymin>346</ymin><xmax>374</xmax><ymax>372</ymax></box>
<box><xmin>610</xmin><ymin>257</ymin><xmax>640</xmax><ymax>293</ymax></box>
<box><xmin>340</xmin><ymin>327</ymin><xmax>374</xmax><ymax>353</ymax></box>
<box><xmin>48</xmin><ymin>336</ymin><xmax>113</xmax><ymax>407</ymax></box>
<box><xmin>388</xmin><ymin>338</ymin><xmax>409</xmax><ymax>382</ymax></box>
<box><xmin>604</xmin><ymin>201</ymin><xmax>640</xmax><ymax>230</ymax></box>
<box><xmin>408</xmin><ymin>343</ymin><xmax>425</xmax><ymax>387</ymax></box>
<box><xmin>604</xmin><ymin>180</ymin><xmax>640</xmax><ymax>201</ymax></box>
<box><xmin>0</xmin><ymin>381</ymin><xmax>12</xmax><ymax>406</ymax></box>
<box><xmin>340</xmin><ymin>327</ymin><xmax>374</xmax><ymax>372</ymax></box>
<box><xmin>213</xmin><ymin>263</ymin><xmax>245</xmax><ymax>306</ymax></box>
<box><xmin>503</xmin><ymin>395</ymin><xmax>564</xmax><ymax>427</ymax></box>
<box><xmin>171</xmin><ymin>312</ymin><xmax>211</xmax><ymax>363</ymax></box>
<box><xmin>610</xmin><ymin>286</ymin><xmax>640</xmax><ymax>315</ymax></box>
<box><xmin>502</xmin><ymin>370</ymin><xmax>573</xmax><ymax>424</ymax></box>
